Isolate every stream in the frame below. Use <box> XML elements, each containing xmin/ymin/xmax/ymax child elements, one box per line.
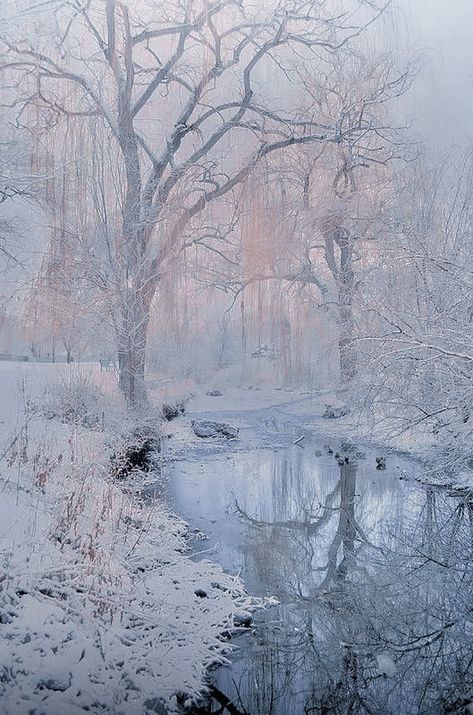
<box><xmin>163</xmin><ymin>430</ymin><xmax>473</xmax><ymax>714</ymax></box>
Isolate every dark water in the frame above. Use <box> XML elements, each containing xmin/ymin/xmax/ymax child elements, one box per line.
<box><xmin>165</xmin><ymin>441</ymin><xmax>473</xmax><ymax>715</ymax></box>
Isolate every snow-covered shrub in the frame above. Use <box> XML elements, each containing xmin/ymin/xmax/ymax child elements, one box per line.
<box><xmin>110</xmin><ymin>421</ymin><xmax>161</xmax><ymax>479</ymax></box>
<box><xmin>161</xmin><ymin>398</ymin><xmax>186</xmax><ymax>421</ymax></box>
<box><xmin>42</xmin><ymin>370</ymin><xmax>109</xmax><ymax>428</ymax></box>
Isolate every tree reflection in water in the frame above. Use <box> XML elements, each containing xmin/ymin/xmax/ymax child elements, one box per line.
<box><xmin>210</xmin><ymin>459</ymin><xmax>473</xmax><ymax>715</ymax></box>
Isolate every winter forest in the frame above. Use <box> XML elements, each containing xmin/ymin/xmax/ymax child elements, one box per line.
<box><xmin>0</xmin><ymin>0</ymin><xmax>472</xmax><ymax>713</ymax></box>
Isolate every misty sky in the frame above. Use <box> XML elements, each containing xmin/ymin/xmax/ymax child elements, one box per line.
<box><xmin>406</xmin><ymin>0</ymin><xmax>473</xmax><ymax>146</ymax></box>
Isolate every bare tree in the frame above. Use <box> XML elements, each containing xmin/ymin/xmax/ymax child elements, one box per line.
<box><xmin>209</xmin><ymin>47</ymin><xmax>415</xmax><ymax>387</ymax></box>
<box><xmin>0</xmin><ymin>129</ymin><xmax>40</xmax><ymax>267</ymax></box>
<box><xmin>1</xmin><ymin>0</ymin><xmax>393</xmax><ymax>405</ymax></box>
<box><xmin>289</xmin><ymin>49</ymin><xmax>415</xmax><ymax>385</ymax></box>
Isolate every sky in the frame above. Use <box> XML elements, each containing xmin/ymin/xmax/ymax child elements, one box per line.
<box><xmin>404</xmin><ymin>0</ymin><xmax>473</xmax><ymax>146</ymax></box>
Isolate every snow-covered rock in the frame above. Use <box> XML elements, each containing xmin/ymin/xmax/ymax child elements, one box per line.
<box><xmin>233</xmin><ymin>611</ymin><xmax>252</xmax><ymax>628</ymax></box>
<box><xmin>322</xmin><ymin>404</ymin><xmax>348</xmax><ymax>419</ymax></box>
<box><xmin>191</xmin><ymin>419</ymin><xmax>239</xmax><ymax>439</ymax></box>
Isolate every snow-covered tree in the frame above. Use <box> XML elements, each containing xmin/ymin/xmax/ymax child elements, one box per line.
<box><xmin>0</xmin><ymin>0</ymin><xmax>395</xmax><ymax>405</ymax></box>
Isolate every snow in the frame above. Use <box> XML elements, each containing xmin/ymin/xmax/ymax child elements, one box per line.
<box><xmin>375</xmin><ymin>653</ymin><xmax>397</xmax><ymax>678</ymax></box>
<box><xmin>0</xmin><ymin>362</ymin><xmax>253</xmax><ymax>714</ymax></box>
<box><xmin>1</xmin><ymin>360</ymin><xmax>470</xmax><ymax>713</ymax></box>
<box><xmin>156</xmin><ymin>376</ymin><xmax>400</xmax><ymax>470</ymax></box>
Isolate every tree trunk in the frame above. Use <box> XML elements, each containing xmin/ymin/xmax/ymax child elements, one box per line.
<box><xmin>323</xmin><ymin>225</ymin><xmax>357</xmax><ymax>386</ymax></box>
<box><xmin>117</xmin><ymin>330</ymin><xmax>148</xmax><ymax>408</ymax></box>
<box><xmin>337</xmin><ymin>232</ymin><xmax>356</xmax><ymax>385</ymax></box>
<box><xmin>116</xmin><ymin>274</ymin><xmax>154</xmax><ymax>409</ymax></box>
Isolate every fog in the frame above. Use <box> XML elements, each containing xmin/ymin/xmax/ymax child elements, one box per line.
<box><xmin>406</xmin><ymin>0</ymin><xmax>473</xmax><ymax>145</ymax></box>
<box><xmin>1</xmin><ymin>2</ymin><xmax>473</xmax><ymax>712</ymax></box>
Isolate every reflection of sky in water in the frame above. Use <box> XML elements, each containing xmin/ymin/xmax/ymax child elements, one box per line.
<box><xmin>166</xmin><ymin>445</ymin><xmax>473</xmax><ymax>714</ymax></box>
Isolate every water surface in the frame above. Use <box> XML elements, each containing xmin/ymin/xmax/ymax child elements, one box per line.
<box><xmin>165</xmin><ymin>441</ymin><xmax>473</xmax><ymax>714</ymax></box>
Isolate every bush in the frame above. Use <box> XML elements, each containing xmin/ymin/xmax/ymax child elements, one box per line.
<box><xmin>161</xmin><ymin>399</ymin><xmax>186</xmax><ymax>421</ymax></box>
<box><xmin>109</xmin><ymin>423</ymin><xmax>161</xmax><ymax>479</ymax></box>
<box><xmin>42</xmin><ymin>371</ymin><xmax>107</xmax><ymax>428</ymax></box>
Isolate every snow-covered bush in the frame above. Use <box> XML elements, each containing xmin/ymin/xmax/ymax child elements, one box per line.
<box><xmin>161</xmin><ymin>398</ymin><xmax>186</xmax><ymax>421</ymax></box>
<box><xmin>251</xmin><ymin>344</ymin><xmax>276</xmax><ymax>362</ymax></box>
<box><xmin>41</xmin><ymin>370</ymin><xmax>109</xmax><ymax>428</ymax></box>
<box><xmin>109</xmin><ymin>421</ymin><xmax>162</xmax><ymax>479</ymax></box>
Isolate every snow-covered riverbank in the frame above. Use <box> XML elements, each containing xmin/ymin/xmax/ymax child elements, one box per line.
<box><xmin>0</xmin><ymin>363</ymin><xmax>253</xmax><ymax>714</ymax></box>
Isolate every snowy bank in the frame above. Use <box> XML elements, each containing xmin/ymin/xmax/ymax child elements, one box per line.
<box><xmin>0</xmin><ymin>363</ymin><xmax>250</xmax><ymax>714</ymax></box>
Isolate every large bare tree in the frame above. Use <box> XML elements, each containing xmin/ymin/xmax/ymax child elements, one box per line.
<box><xmin>1</xmin><ymin>0</ymin><xmax>391</xmax><ymax>405</ymax></box>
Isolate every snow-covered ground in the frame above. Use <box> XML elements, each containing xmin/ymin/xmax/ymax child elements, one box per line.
<box><xmin>0</xmin><ymin>363</ymin><xmax>257</xmax><ymax>715</ymax></box>
<box><xmin>1</xmin><ymin>361</ymin><xmax>469</xmax><ymax>714</ymax></box>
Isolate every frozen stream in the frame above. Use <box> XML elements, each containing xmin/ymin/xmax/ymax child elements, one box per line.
<box><xmin>162</xmin><ymin>432</ymin><xmax>473</xmax><ymax>714</ymax></box>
